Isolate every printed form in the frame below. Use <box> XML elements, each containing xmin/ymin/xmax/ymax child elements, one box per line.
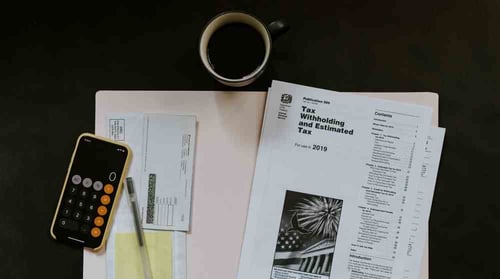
<box><xmin>107</xmin><ymin>113</ymin><xmax>196</xmax><ymax>231</ymax></box>
<box><xmin>104</xmin><ymin>113</ymin><xmax>195</xmax><ymax>279</ymax></box>
<box><xmin>238</xmin><ymin>81</ymin><xmax>441</xmax><ymax>279</ymax></box>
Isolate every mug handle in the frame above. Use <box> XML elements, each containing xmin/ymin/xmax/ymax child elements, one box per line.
<box><xmin>268</xmin><ymin>20</ymin><xmax>290</xmax><ymax>40</ymax></box>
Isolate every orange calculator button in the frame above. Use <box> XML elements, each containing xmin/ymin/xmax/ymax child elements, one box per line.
<box><xmin>104</xmin><ymin>184</ymin><xmax>114</xmax><ymax>194</ymax></box>
<box><xmin>94</xmin><ymin>216</ymin><xmax>104</xmax><ymax>227</ymax></box>
<box><xmin>100</xmin><ymin>195</ymin><xmax>111</xmax><ymax>205</ymax></box>
<box><xmin>91</xmin><ymin>227</ymin><xmax>101</xmax><ymax>238</ymax></box>
<box><xmin>97</xmin><ymin>206</ymin><xmax>108</xmax><ymax>216</ymax></box>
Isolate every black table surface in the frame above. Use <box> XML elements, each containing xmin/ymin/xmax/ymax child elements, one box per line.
<box><xmin>1</xmin><ymin>2</ymin><xmax>499</xmax><ymax>278</ymax></box>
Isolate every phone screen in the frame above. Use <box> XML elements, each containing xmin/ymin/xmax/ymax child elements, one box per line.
<box><xmin>71</xmin><ymin>136</ymin><xmax>129</xmax><ymax>185</ymax></box>
<box><xmin>51</xmin><ymin>135</ymin><xmax>129</xmax><ymax>248</ymax></box>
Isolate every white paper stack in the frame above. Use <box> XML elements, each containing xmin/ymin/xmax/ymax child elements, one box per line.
<box><xmin>237</xmin><ymin>81</ymin><xmax>445</xmax><ymax>279</ymax></box>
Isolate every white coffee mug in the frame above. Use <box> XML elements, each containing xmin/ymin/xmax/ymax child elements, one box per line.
<box><xmin>199</xmin><ymin>11</ymin><xmax>288</xmax><ymax>87</ymax></box>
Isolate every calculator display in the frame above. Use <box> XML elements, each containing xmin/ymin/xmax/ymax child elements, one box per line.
<box><xmin>50</xmin><ymin>134</ymin><xmax>130</xmax><ymax>249</ymax></box>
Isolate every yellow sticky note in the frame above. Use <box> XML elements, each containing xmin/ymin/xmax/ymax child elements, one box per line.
<box><xmin>115</xmin><ymin>231</ymin><xmax>172</xmax><ymax>279</ymax></box>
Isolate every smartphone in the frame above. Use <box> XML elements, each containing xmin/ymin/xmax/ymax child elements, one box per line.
<box><xmin>50</xmin><ymin>133</ymin><xmax>131</xmax><ymax>250</ymax></box>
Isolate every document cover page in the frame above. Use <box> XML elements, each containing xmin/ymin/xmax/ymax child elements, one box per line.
<box><xmin>238</xmin><ymin>81</ymin><xmax>434</xmax><ymax>279</ymax></box>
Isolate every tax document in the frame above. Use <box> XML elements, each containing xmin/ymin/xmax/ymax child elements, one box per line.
<box><xmin>105</xmin><ymin>113</ymin><xmax>194</xmax><ymax>279</ymax></box>
<box><xmin>238</xmin><ymin>81</ymin><xmax>435</xmax><ymax>279</ymax></box>
<box><xmin>106</xmin><ymin>113</ymin><xmax>196</xmax><ymax>231</ymax></box>
<box><xmin>403</xmin><ymin>128</ymin><xmax>445</xmax><ymax>279</ymax></box>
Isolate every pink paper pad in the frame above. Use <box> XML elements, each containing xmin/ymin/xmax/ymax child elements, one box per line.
<box><xmin>88</xmin><ymin>91</ymin><xmax>437</xmax><ymax>279</ymax></box>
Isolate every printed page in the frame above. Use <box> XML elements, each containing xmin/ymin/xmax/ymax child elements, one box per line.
<box><xmin>238</xmin><ymin>81</ymin><xmax>433</xmax><ymax>279</ymax></box>
<box><xmin>403</xmin><ymin>128</ymin><xmax>445</xmax><ymax>279</ymax></box>
<box><xmin>107</xmin><ymin>113</ymin><xmax>196</xmax><ymax>231</ymax></box>
<box><xmin>105</xmin><ymin>113</ymin><xmax>192</xmax><ymax>279</ymax></box>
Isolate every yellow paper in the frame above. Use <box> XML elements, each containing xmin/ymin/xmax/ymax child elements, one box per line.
<box><xmin>115</xmin><ymin>231</ymin><xmax>172</xmax><ymax>279</ymax></box>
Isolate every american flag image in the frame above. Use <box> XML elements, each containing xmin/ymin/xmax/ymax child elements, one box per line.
<box><xmin>271</xmin><ymin>190</ymin><xmax>343</xmax><ymax>277</ymax></box>
<box><xmin>276</xmin><ymin>227</ymin><xmax>304</xmax><ymax>252</ymax></box>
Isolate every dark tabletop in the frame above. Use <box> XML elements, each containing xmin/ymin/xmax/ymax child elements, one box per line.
<box><xmin>1</xmin><ymin>1</ymin><xmax>499</xmax><ymax>278</ymax></box>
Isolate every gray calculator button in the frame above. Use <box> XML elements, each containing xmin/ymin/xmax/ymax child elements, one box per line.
<box><xmin>82</xmin><ymin>178</ymin><xmax>92</xmax><ymax>188</ymax></box>
<box><xmin>80</xmin><ymin>224</ymin><xmax>90</xmax><ymax>234</ymax></box>
<box><xmin>71</xmin><ymin>175</ymin><xmax>82</xmax><ymax>185</ymax></box>
<box><xmin>59</xmin><ymin>218</ymin><xmax>78</xmax><ymax>231</ymax></box>
<box><xmin>68</xmin><ymin>185</ymin><xmax>78</xmax><ymax>195</ymax></box>
<box><xmin>93</xmin><ymin>181</ymin><xmax>103</xmax><ymax>191</ymax></box>
<box><xmin>73</xmin><ymin>211</ymin><xmax>83</xmax><ymax>221</ymax></box>
<box><xmin>77</xmin><ymin>200</ymin><xmax>85</xmax><ymax>209</ymax></box>
<box><xmin>65</xmin><ymin>197</ymin><xmax>75</xmax><ymax>206</ymax></box>
<box><xmin>88</xmin><ymin>203</ymin><xmax>96</xmax><ymax>211</ymax></box>
<box><xmin>58</xmin><ymin>218</ymin><xmax>69</xmax><ymax>228</ymax></box>
<box><xmin>83</xmin><ymin>214</ymin><xmax>92</xmax><ymax>223</ymax></box>
<box><xmin>61</xmin><ymin>208</ymin><xmax>71</xmax><ymax>217</ymax></box>
<box><xmin>80</xmin><ymin>189</ymin><xmax>89</xmax><ymax>199</ymax></box>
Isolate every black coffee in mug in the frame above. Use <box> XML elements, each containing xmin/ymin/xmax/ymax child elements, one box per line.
<box><xmin>200</xmin><ymin>12</ymin><xmax>288</xmax><ymax>87</ymax></box>
<box><xmin>207</xmin><ymin>23</ymin><xmax>266</xmax><ymax>79</ymax></box>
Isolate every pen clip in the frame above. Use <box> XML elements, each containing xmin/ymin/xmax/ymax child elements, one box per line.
<box><xmin>126</xmin><ymin>177</ymin><xmax>135</xmax><ymax>195</ymax></box>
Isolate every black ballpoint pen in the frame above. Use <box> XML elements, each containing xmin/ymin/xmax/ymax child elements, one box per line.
<box><xmin>125</xmin><ymin>177</ymin><xmax>153</xmax><ymax>279</ymax></box>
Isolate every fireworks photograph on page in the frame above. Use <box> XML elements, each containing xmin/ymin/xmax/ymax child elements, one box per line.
<box><xmin>270</xmin><ymin>190</ymin><xmax>343</xmax><ymax>278</ymax></box>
